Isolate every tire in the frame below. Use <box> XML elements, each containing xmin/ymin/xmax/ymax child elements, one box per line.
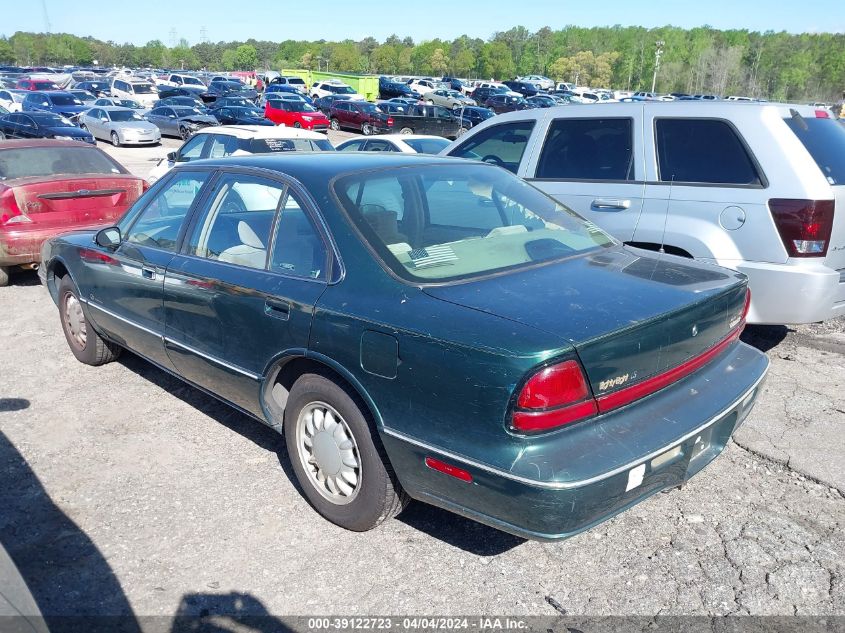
<box><xmin>399</xmin><ymin>127</ymin><xmax>413</xmax><ymax>135</ymax></box>
<box><xmin>110</xmin><ymin>131</ymin><xmax>120</xmax><ymax>147</ymax></box>
<box><xmin>179</xmin><ymin>126</ymin><xmax>191</xmax><ymax>140</ymax></box>
<box><xmin>330</xmin><ymin>118</ymin><xmax>340</xmax><ymax>131</ymax></box>
<box><xmin>284</xmin><ymin>372</ymin><xmax>408</xmax><ymax>532</ymax></box>
<box><xmin>457</xmin><ymin>126</ymin><xmax>469</xmax><ymax>137</ymax></box>
<box><xmin>361</xmin><ymin>122</ymin><xmax>372</xmax><ymax>136</ymax></box>
<box><xmin>425</xmin><ymin>100</ymin><xmax>433</xmax><ymax>105</ymax></box>
<box><xmin>0</xmin><ymin>130</ymin><xmax>5</xmax><ymax>140</ymax></box>
<box><xmin>58</xmin><ymin>275</ymin><xmax>121</xmax><ymax>366</ymax></box>
<box><xmin>293</xmin><ymin>121</ymin><xmax>302</xmax><ymax>128</ymax></box>
<box><xmin>0</xmin><ymin>266</ymin><xmax>8</xmax><ymax>287</ymax></box>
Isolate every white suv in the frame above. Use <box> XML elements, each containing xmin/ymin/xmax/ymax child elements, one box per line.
<box><xmin>310</xmin><ymin>80</ymin><xmax>363</xmax><ymax>101</ymax></box>
<box><xmin>110</xmin><ymin>78</ymin><xmax>159</xmax><ymax>106</ymax></box>
<box><xmin>442</xmin><ymin>102</ymin><xmax>845</xmax><ymax>325</ymax></box>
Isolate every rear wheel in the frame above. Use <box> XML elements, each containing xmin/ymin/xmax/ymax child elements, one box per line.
<box><xmin>457</xmin><ymin>126</ymin><xmax>469</xmax><ymax>137</ymax></box>
<box><xmin>58</xmin><ymin>275</ymin><xmax>121</xmax><ymax>366</ymax></box>
<box><xmin>361</xmin><ymin>122</ymin><xmax>372</xmax><ymax>136</ymax></box>
<box><xmin>399</xmin><ymin>127</ymin><xmax>413</xmax><ymax>135</ymax></box>
<box><xmin>293</xmin><ymin>121</ymin><xmax>302</xmax><ymax>128</ymax></box>
<box><xmin>330</xmin><ymin>118</ymin><xmax>340</xmax><ymax>131</ymax></box>
<box><xmin>110</xmin><ymin>131</ymin><xmax>121</xmax><ymax>147</ymax></box>
<box><xmin>284</xmin><ymin>372</ymin><xmax>408</xmax><ymax>531</ymax></box>
<box><xmin>0</xmin><ymin>266</ymin><xmax>8</xmax><ymax>287</ymax></box>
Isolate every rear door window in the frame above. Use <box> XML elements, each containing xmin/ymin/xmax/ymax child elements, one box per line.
<box><xmin>535</xmin><ymin>118</ymin><xmax>634</xmax><ymax>180</ymax></box>
<box><xmin>784</xmin><ymin>115</ymin><xmax>845</xmax><ymax>185</ymax></box>
<box><xmin>447</xmin><ymin>121</ymin><xmax>535</xmax><ymax>174</ymax></box>
<box><xmin>655</xmin><ymin>118</ymin><xmax>762</xmax><ymax>185</ymax></box>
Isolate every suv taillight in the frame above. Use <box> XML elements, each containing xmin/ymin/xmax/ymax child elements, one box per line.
<box><xmin>769</xmin><ymin>198</ymin><xmax>834</xmax><ymax>257</ymax></box>
<box><xmin>387</xmin><ymin>117</ymin><xmax>394</xmax><ymax>127</ymax></box>
<box><xmin>511</xmin><ymin>360</ymin><xmax>597</xmax><ymax>432</ymax></box>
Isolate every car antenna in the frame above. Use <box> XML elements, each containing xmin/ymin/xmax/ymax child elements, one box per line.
<box><xmin>659</xmin><ymin>174</ymin><xmax>674</xmax><ymax>254</ymax></box>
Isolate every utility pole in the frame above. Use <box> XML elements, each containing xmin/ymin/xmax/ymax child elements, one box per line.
<box><xmin>651</xmin><ymin>40</ymin><xmax>664</xmax><ymax>94</ymax></box>
<box><xmin>169</xmin><ymin>28</ymin><xmax>177</xmax><ymax>48</ymax></box>
<box><xmin>41</xmin><ymin>0</ymin><xmax>51</xmax><ymax>33</ymax></box>
<box><xmin>200</xmin><ymin>26</ymin><xmax>208</xmax><ymax>44</ymax></box>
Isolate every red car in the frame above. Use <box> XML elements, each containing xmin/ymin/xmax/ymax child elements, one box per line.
<box><xmin>264</xmin><ymin>97</ymin><xmax>330</xmax><ymax>132</ymax></box>
<box><xmin>16</xmin><ymin>78</ymin><xmax>59</xmax><ymax>91</ymax></box>
<box><xmin>0</xmin><ymin>140</ymin><xmax>146</xmax><ymax>286</ymax></box>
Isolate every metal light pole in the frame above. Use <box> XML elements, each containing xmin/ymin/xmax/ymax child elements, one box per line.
<box><xmin>651</xmin><ymin>40</ymin><xmax>664</xmax><ymax>94</ymax></box>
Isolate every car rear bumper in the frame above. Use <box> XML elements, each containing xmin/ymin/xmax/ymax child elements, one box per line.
<box><xmin>382</xmin><ymin>340</ymin><xmax>768</xmax><ymax>541</ymax></box>
<box><xmin>727</xmin><ymin>259</ymin><xmax>845</xmax><ymax>324</ymax></box>
<box><xmin>0</xmin><ymin>225</ymin><xmax>101</xmax><ymax>266</ymax></box>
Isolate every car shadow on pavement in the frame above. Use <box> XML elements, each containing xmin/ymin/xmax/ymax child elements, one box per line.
<box><xmin>0</xmin><ymin>430</ymin><xmax>143</xmax><ymax>633</ymax></box>
<box><xmin>118</xmin><ymin>353</ymin><xmax>526</xmax><ymax>556</ymax></box>
<box><xmin>741</xmin><ymin>324</ymin><xmax>790</xmax><ymax>352</ymax></box>
<box><xmin>170</xmin><ymin>592</ymin><xmax>293</xmax><ymax>633</ymax></box>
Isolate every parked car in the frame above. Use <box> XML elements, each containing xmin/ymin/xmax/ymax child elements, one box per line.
<box><xmin>210</xmin><ymin>95</ymin><xmax>258</xmax><ymax>110</ymax></box>
<box><xmin>22</xmin><ymin>91</ymin><xmax>88</xmax><ymax>121</ymax></box>
<box><xmin>0</xmin><ymin>112</ymin><xmax>94</xmax><ymax>143</ymax></box>
<box><xmin>424</xmin><ymin>89</ymin><xmax>475</xmax><ymax>110</ymax></box>
<box><xmin>39</xmin><ymin>153</ymin><xmax>767</xmax><ymax>540</ymax></box>
<box><xmin>0</xmin><ymin>89</ymin><xmax>26</xmax><ymax>112</ymax></box>
<box><xmin>442</xmin><ymin>102</ymin><xmax>845</xmax><ymax>324</ymax></box>
<box><xmin>111</xmin><ymin>78</ymin><xmax>159</xmax><ymax>106</ymax></box>
<box><xmin>153</xmin><ymin>96</ymin><xmax>207</xmax><ymax>111</ymax></box>
<box><xmin>156</xmin><ymin>86</ymin><xmax>208</xmax><ymax>101</ymax></box>
<box><xmin>145</xmin><ymin>125</ymin><xmax>334</xmax><ymax>183</ymax></box>
<box><xmin>378</xmin><ymin>76</ymin><xmax>413</xmax><ymax>99</ymax></box>
<box><xmin>205</xmin><ymin>80</ymin><xmax>258</xmax><ymax>103</ymax></box>
<box><xmin>328</xmin><ymin>100</ymin><xmax>393</xmax><ymax>135</ymax></box>
<box><xmin>407</xmin><ymin>78</ymin><xmax>440</xmax><ymax>95</ymax></box>
<box><xmin>471</xmin><ymin>84</ymin><xmax>513</xmax><ymax>104</ymax></box>
<box><xmin>388</xmin><ymin>104</ymin><xmax>463</xmax><ymax>138</ymax></box>
<box><xmin>335</xmin><ymin>134</ymin><xmax>451</xmax><ymax>154</ymax></box>
<box><xmin>453</xmin><ymin>105</ymin><xmax>495</xmax><ymax>134</ymax></box>
<box><xmin>519</xmin><ymin>75</ymin><xmax>554</xmax><ymax>91</ymax></box>
<box><xmin>503</xmin><ymin>80</ymin><xmax>540</xmax><ymax>98</ymax></box>
<box><xmin>440</xmin><ymin>77</ymin><xmax>466</xmax><ymax>92</ymax></box>
<box><xmin>483</xmin><ymin>93</ymin><xmax>535</xmax><ymax>114</ymax></box>
<box><xmin>313</xmin><ymin>94</ymin><xmax>356</xmax><ymax>116</ymax></box>
<box><xmin>158</xmin><ymin>73</ymin><xmax>206</xmax><ymax>89</ymax></box>
<box><xmin>78</xmin><ymin>106</ymin><xmax>161</xmax><ymax>146</ymax></box>
<box><xmin>311</xmin><ymin>80</ymin><xmax>363</xmax><ymax>101</ymax></box>
<box><xmin>526</xmin><ymin>94</ymin><xmax>560</xmax><ymax>108</ymax></box>
<box><xmin>0</xmin><ymin>139</ymin><xmax>145</xmax><ymax>285</ymax></box>
<box><xmin>264</xmin><ymin>98</ymin><xmax>329</xmax><ymax>131</ymax></box>
<box><xmin>72</xmin><ymin>80</ymin><xmax>111</xmax><ymax>97</ymax></box>
<box><xmin>209</xmin><ymin>105</ymin><xmax>274</xmax><ymax>127</ymax></box>
<box><xmin>16</xmin><ymin>78</ymin><xmax>59</xmax><ymax>91</ymax></box>
<box><xmin>267</xmin><ymin>75</ymin><xmax>307</xmax><ymax>94</ymax></box>
<box><xmin>145</xmin><ymin>106</ymin><xmax>218</xmax><ymax>139</ymax></box>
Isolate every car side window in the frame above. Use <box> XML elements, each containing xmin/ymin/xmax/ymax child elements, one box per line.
<box><xmin>269</xmin><ymin>190</ymin><xmax>327</xmax><ymax>279</ymax></box>
<box><xmin>535</xmin><ymin>118</ymin><xmax>634</xmax><ymax>181</ymax></box>
<box><xmin>188</xmin><ymin>174</ymin><xmax>283</xmax><ymax>270</ymax></box>
<box><xmin>178</xmin><ymin>134</ymin><xmax>207</xmax><ymax>160</ymax></box>
<box><xmin>655</xmin><ymin>118</ymin><xmax>762</xmax><ymax>186</ymax></box>
<box><xmin>364</xmin><ymin>140</ymin><xmax>395</xmax><ymax>152</ymax></box>
<box><xmin>207</xmin><ymin>134</ymin><xmax>239</xmax><ymax>158</ymax></box>
<box><xmin>339</xmin><ymin>139</ymin><xmax>366</xmax><ymax>152</ymax></box>
<box><xmin>448</xmin><ymin>121</ymin><xmax>535</xmax><ymax>174</ymax></box>
<box><xmin>124</xmin><ymin>171</ymin><xmax>209</xmax><ymax>252</ymax></box>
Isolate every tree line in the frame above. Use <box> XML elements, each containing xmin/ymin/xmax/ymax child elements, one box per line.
<box><xmin>2</xmin><ymin>25</ymin><xmax>844</xmax><ymax>101</ymax></box>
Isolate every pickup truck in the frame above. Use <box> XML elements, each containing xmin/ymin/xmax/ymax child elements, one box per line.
<box><xmin>388</xmin><ymin>104</ymin><xmax>462</xmax><ymax>138</ymax></box>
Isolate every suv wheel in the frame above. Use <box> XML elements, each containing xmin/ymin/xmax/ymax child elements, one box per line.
<box><xmin>362</xmin><ymin>122</ymin><xmax>372</xmax><ymax>136</ymax></box>
<box><xmin>330</xmin><ymin>118</ymin><xmax>340</xmax><ymax>131</ymax></box>
<box><xmin>284</xmin><ymin>372</ymin><xmax>408</xmax><ymax>531</ymax></box>
<box><xmin>399</xmin><ymin>127</ymin><xmax>413</xmax><ymax>135</ymax></box>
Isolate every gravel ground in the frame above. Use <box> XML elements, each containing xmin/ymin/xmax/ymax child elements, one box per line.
<box><xmin>0</xmin><ymin>135</ymin><xmax>843</xmax><ymax>625</ymax></box>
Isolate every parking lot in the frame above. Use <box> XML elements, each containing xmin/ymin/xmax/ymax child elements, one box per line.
<box><xmin>0</xmin><ymin>136</ymin><xmax>842</xmax><ymax>622</ymax></box>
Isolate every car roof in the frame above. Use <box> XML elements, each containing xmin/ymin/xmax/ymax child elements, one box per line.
<box><xmin>0</xmin><ymin>138</ymin><xmax>94</xmax><ymax>149</ymax></box>
<box><xmin>194</xmin><ymin>125</ymin><xmax>326</xmax><ymax>140</ymax></box>
<box><xmin>98</xmin><ymin>106</ymin><xmax>136</xmax><ymax>112</ymax></box>
<box><xmin>28</xmin><ymin>90</ymin><xmax>72</xmax><ymax>96</ymax></box>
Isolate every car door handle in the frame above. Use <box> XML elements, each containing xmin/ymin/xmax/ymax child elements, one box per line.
<box><xmin>264</xmin><ymin>299</ymin><xmax>290</xmax><ymax>320</ymax></box>
<box><xmin>591</xmin><ymin>198</ymin><xmax>631</xmax><ymax>210</ymax></box>
<box><xmin>141</xmin><ymin>266</ymin><xmax>156</xmax><ymax>280</ymax></box>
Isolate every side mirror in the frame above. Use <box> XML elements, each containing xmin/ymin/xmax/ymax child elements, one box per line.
<box><xmin>95</xmin><ymin>226</ymin><xmax>121</xmax><ymax>249</ymax></box>
<box><xmin>101</xmin><ymin>118</ymin><xmax>109</xmax><ymax>123</ymax></box>
<box><xmin>166</xmin><ymin>151</ymin><xmax>177</xmax><ymax>162</ymax></box>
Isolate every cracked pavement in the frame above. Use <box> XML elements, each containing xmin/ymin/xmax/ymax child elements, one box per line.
<box><xmin>0</xmin><ymin>274</ymin><xmax>842</xmax><ymax>620</ymax></box>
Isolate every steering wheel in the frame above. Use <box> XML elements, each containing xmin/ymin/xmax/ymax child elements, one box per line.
<box><xmin>481</xmin><ymin>155</ymin><xmax>505</xmax><ymax>168</ymax></box>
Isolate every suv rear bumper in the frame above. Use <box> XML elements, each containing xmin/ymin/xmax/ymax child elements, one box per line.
<box><xmin>730</xmin><ymin>259</ymin><xmax>844</xmax><ymax>324</ymax></box>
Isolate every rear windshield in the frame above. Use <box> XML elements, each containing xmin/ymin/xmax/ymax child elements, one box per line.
<box><xmin>333</xmin><ymin>163</ymin><xmax>614</xmax><ymax>283</ymax></box>
<box><xmin>50</xmin><ymin>94</ymin><xmax>83</xmax><ymax>106</ymax></box>
<box><xmin>784</xmin><ymin>116</ymin><xmax>845</xmax><ymax>186</ymax></box>
<box><xmin>0</xmin><ymin>147</ymin><xmax>123</xmax><ymax>180</ymax></box>
<box><xmin>130</xmin><ymin>83</ymin><xmax>155</xmax><ymax>94</ymax></box>
<box><xmin>246</xmin><ymin>138</ymin><xmax>334</xmax><ymax>153</ymax></box>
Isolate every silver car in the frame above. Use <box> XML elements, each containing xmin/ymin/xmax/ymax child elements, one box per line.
<box><xmin>442</xmin><ymin>101</ymin><xmax>845</xmax><ymax>325</ymax></box>
<box><xmin>425</xmin><ymin>89</ymin><xmax>476</xmax><ymax>110</ymax></box>
<box><xmin>79</xmin><ymin>106</ymin><xmax>161</xmax><ymax>146</ymax></box>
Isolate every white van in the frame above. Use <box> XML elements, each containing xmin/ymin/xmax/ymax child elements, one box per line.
<box><xmin>111</xmin><ymin>78</ymin><xmax>158</xmax><ymax>106</ymax></box>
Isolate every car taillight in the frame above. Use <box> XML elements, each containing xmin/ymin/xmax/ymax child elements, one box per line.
<box><xmin>511</xmin><ymin>360</ymin><xmax>598</xmax><ymax>432</ymax></box>
<box><xmin>742</xmin><ymin>287</ymin><xmax>751</xmax><ymax>324</ymax></box>
<box><xmin>387</xmin><ymin>117</ymin><xmax>394</xmax><ymax>126</ymax></box>
<box><xmin>769</xmin><ymin>198</ymin><xmax>834</xmax><ymax>257</ymax></box>
<box><xmin>0</xmin><ymin>188</ymin><xmax>26</xmax><ymax>226</ymax></box>
<box><xmin>815</xmin><ymin>109</ymin><xmax>830</xmax><ymax>119</ymax></box>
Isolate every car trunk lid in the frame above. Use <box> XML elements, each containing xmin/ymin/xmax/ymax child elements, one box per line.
<box><xmin>423</xmin><ymin>247</ymin><xmax>748</xmax><ymax>399</ymax></box>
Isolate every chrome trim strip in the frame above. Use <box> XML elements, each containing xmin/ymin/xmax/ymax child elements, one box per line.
<box><xmin>86</xmin><ymin>300</ymin><xmax>162</xmax><ymax>339</ymax></box>
<box><xmin>383</xmin><ymin>364</ymin><xmax>769</xmax><ymax>491</ymax></box>
<box><xmin>164</xmin><ymin>336</ymin><xmax>261</xmax><ymax>381</ymax></box>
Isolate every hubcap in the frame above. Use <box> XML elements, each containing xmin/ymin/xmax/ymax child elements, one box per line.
<box><xmin>63</xmin><ymin>293</ymin><xmax>87</xmax><ymax>349</ymax></box>
<box><xmin>296</xmin><ymin>401</ymin><xmax>361</xmax><ymax>504</ymax></box>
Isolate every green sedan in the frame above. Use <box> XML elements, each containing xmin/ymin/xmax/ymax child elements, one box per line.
<box><xmin>39</xmin><ymin>154</ymin><xmax>768</xmax><ymax>540</ymax></box>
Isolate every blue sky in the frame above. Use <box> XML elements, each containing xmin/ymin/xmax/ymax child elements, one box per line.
<box><xmin>2</xmin><ymin>0</ymin><xmax>842</xmax><ymax>44</ymax></box>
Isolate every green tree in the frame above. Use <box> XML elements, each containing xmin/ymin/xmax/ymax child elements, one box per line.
<box><xmin>234</xmin><ymin>44</ymin><xmax>259</xmax><ymax>70</ymax></box>
<box><xmin>430</xmin><ymin>48</ymin><xmax>449</xmax><ymax>75</ymax></box>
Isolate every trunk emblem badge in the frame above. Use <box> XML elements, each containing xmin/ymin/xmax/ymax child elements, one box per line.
<box><xmin>692</xmin><ymin>324</ymin><xmax>699</xmax><ymax>337</ymax></box>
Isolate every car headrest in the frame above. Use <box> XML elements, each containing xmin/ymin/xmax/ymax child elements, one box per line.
<box><xmin>237</xmin><ymin>221</ymin><xmax>264</xmax><ymax>249</ymax></box>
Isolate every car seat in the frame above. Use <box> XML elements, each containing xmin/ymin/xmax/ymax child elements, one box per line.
<box><xmin>218</xmin><ymin>221</ymin><xmax>267</xmax><ymax>268</ymax></box>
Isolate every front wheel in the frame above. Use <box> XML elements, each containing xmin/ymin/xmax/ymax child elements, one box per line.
<box><xmin>361</xmin><ymin>122</ymin><xmax>372</xmax><ymax>136</ymax></box>
<box><xmin>284</xmin><ymin>372</ymin><xmax>408</xmax><ymax>532</ymax></box>
<box><xmin>330</xmin><ymin>118</ymin><xmax>340</xmax><ymax>131</ymax></box>
<box><xmin>179</xmin><ymin>126</ymin><xmax>191</xmax><ymax>140</ymax></box>
<box><xmin>58</xmin><ymin>275</ymin><xmax>121</xmax><ymax>366</ymax></box>
<box><xmin>399</xmin><ymin>127</ymin><xmax>413</xmax><ymax>135</ymax></box>
<box><xmin>457</xmin><ymin>126</ymin><xmax>469</xmax><ymax>137</ymax></box>
<box><xmin>111</xmin><ymin>131</ymin><xmax>121</xmax><ymax>147</ymax></box>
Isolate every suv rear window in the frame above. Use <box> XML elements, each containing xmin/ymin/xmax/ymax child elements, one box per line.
<box><xmin>655</xmin><ymin>118</ymin><xmax>762</xmax><ymax>186</ymax></box>
<box><xmin>535</xmin><ymin>118</ymin><xmax>634</xmax><ymax>180</ymax></box>
<box><xmin>784</xmin><ymin>115</ymin><xmax>845</xmax><ymax>186</ymax></box>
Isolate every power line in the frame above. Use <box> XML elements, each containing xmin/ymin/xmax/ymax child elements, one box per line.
<box><xmin>200</xmin><ymin>26</ymin><xmax>208</xmax><ymax>44</ymax></box>
<box><xmin>41</xmin><ymin>0</ymin><xmax>51</xmax><ymax>33</ymax></box>
<box><xmin>169</xmin><ymin>28</ymin><xmax>177</xmax><ymax>48</ymax></box>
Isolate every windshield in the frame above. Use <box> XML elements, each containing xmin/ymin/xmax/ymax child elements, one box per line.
<box><xmin>130</xmin><ymin>83</ymin><xmax>156</xmax><ymax>94</ymax></box>
<box><xmin>246</xmin><ymin>138</ymin><xmax>335</xmax><ymax>153</ymax></box>
<box><xmin>35</xmin><ymin>114</ymin><xmax>73</xmax><ymax>127</ymax></box>
<box><xmin>333</xmin><ymin>163</ymin><xmax>614</xmax><ymax>282</ymax></box>
<box><xmin>404</xmin><ymin>138</ymin><xmax>451</xmax><ymax>154</ymax></box>
<box><xmin>784</xmin><ymin>115</ymin><xmax>845</xmax><ymax>186</ymax></box>
<box><xmin>51</xmin><ymin>94</ymin><xmax>83</xmax><ymax>106</ymax></box>
<box><xmin>0</xmin><ymin>146</ymin><xmax>123</xmax><ymax>180</ymax></box>
<box><xmin>173</xmin><ymin>107</ymin><xmax>204</xmax><ymax>117</ymax></box>
<box><xmin>110</xmin><ymin>110</ymin><xmax>144</xmax><ymax>122</ymax></box>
